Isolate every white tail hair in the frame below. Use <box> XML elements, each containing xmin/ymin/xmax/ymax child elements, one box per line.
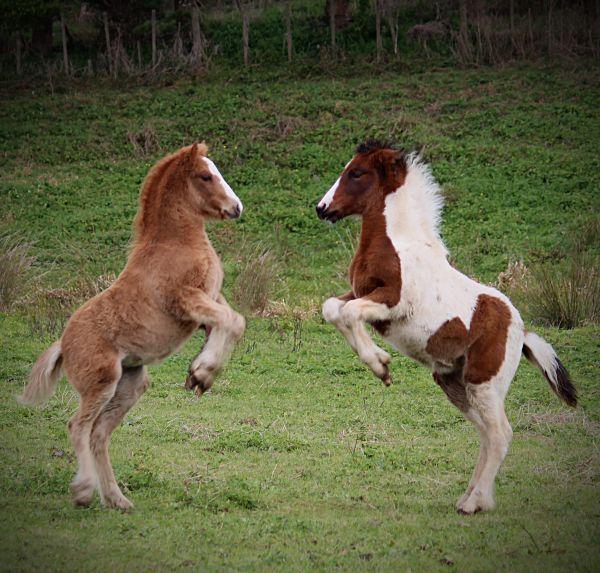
<box><xmin>17</xmin><ymin>341</ymin><xmax>63</xmax><ymax>406</ymax></box>
<box><xmin>522</xmin><ymin>331</ymin><xmax>577</xmax><ymax>407</ymax></box>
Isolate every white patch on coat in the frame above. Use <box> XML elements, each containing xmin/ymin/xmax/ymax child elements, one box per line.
<box><xmin>204</xmin><ymin>158</ymin><xmax>243</xmax><ymax>214</ymax></box>
<box><xmin>378</xmin><ymin>153</ymin><xmax>522</xmax><ymax>379</ymax></box>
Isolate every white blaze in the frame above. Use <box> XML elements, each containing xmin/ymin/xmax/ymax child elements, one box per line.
<box><xmin>318</xmin><ymin>177</ymin><xmax>340</xmax><ymax>210</ymax></box>
<box><xmin>204</xmin><ymin>158</ymin><xmax>243</xmax><ymax>214</ymax></box>
<box><xmin>318</xmin><ymin>161</ymin><xmax>352</xmax><ymax>210</ymax></box>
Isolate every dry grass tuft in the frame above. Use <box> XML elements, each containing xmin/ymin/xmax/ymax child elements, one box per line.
<box><xmin>24</xmin><ymin>272</ymin><xmax>117</xmax><ymax>339</ymax></box>
<box><xmin>231</xmin><ymin>241</ymin><xmax>278</xmax><ymax>315</ymax></box>
<box><xmin>0</xmin><ymin>234</ymin><xmax>35</xmax><ymax>311</ymax></box>
<box><xmin>127</xmin><ymin>125</ymin><xmax>161</xmax><ymax>156</ymax></box>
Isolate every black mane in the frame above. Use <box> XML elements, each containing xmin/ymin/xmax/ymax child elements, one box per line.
<box><xmin>355</xmin><ymin>139</ymin><xmax>397</xmax><ymax>154</ymax></box>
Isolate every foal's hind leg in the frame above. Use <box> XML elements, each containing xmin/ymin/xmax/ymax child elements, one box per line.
<box><xmin>67</xmin><ymin>358</ymin><xmax>121</xmax><ymax>506</ymax></box>
<box><xmin>457</xmin><ymin>383</ymin><xmax>512</xmax><ymax>514</ymax></box>
<box><xmin>433</xmin><ymin>367</ymin><xmax>488</xmax><ymax>510</ymax></box>
<box><xmin>90</xmin><ymin>366</ymin><xmax>149</xmax><ymax>510</ymax></box>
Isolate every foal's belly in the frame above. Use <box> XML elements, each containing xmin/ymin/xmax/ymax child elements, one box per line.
<box><xmin>119</xmin><ymin>314</ymin><xmax>199</xmax><ymax>367</ymax></box>
<box><xmin>382</xmin><ymin>320</ymin><xmax>436</xmax><ymax>369</ymax></box>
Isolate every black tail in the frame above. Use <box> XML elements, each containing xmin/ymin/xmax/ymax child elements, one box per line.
<box><xmin>522</xmin><ymin>332</ymin><xmax>577</xmax><ymax>407</ymax></box>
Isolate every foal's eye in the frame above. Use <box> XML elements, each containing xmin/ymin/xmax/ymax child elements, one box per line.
<box><xmin>349</xmin><ymin>170</ymin><xmax>363</xmax><ymax>179</ymax></box>
<box><xmin>199</xmin><ymin>173</ymin><xmax>212</xmax><ymax>182</ymax></box>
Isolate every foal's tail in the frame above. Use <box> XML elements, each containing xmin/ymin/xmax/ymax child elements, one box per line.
<box><xmin>17</xmin><ymin>341</ymin><xmax>63</xmax><ymax>406</ymax></box>
<box><xmin>522</xmin><ymin>331</ymin><xmax>577</xmax><ymax>407</ymax></box>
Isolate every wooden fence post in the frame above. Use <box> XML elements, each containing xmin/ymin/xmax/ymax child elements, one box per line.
<box><xmin>242</xmin><ymin>12</ymin><xmax>249</xmax><ymax>66</ymax></box>
<box><xmin>103</xmin><ymin>12</ymin><xmax>112</xmax><ymax>74</ymax></box>
<box><xmin>151</xmin><ymin>9</ymin><xmax>157</xmax><ymax>66</ymax></box>
<box><xmin>234</xmin><ymin>0</ymin><xmax>249</xmax><ymax>67</ymax></box>
<box><xmin>16</xmin><ymin>33</ymin><xmax>22</xmax><ymax>76</ymax></box>
<box><xmin>459</xmin><ymin>0</ymin><xmax>468</xmax><ymax>40</ymax></box>
<box><xmin>60</xmin><ymin>13</ymin><xmax>70</xmax><ymax>76</ymax></box>
<box><xmin>285</xmin><ymin>2</ymin><xmax>292</xmax><ymax>63</ymax></box>
<box><xmin>329</xmin><ymin>0</ymin><xmax>336</xmax><ymax>54</ymax></box>
<box><xmin>375</xmin><ymin>0</ymin><xmax>382</xmax><ymax>63</ymax></box>
<box><xmin>191</xmin><ymin>4</ymin><xmax>203</xmax><ymax>64</ymax></box>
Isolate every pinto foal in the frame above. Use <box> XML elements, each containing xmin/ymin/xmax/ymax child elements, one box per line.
<box><xmin>317</xmin><ymin>141</ymin><xmax>577</xmax><ymax>514</ymax></box>
<box><xmin>19</xmin><ymin>143</ymin><xmax>245</xmax><ymax>510</ymax></box>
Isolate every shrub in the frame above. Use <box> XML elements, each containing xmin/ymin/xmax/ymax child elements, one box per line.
<box><xmin>526</xmin><ymin>254</ymin><xmax>600</xmax><ymax>329</ymax></box>
<box><xmin>500</xmin><ymin>220</ymin><xmax>600</xmax><ymax>329</ymax></box>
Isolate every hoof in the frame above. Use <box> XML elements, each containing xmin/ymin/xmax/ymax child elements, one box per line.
<box><xmin>185</xmin><ymin>369</ymin><xmax>214</xmax><ymax>396</ymax></box>
<box><xmin>71</xmin><ymin>479</ymin><xmax>95</xmax><ymax>507</ymax></box>
<box><xmin>103</xmin><ymin>492</ymin><xmax>134</xmax><ymax>512</ymax></box>
<box><xmin>378</xmin><ymin>364</ymin><xmax>392</xmax><ymax>386</ymax></box>
<box><xmin>456</xmin><ymin>490</ymin><xmax>494</xmax><ymax>515</ymax></box>
<box><xmin>456</xmin><ymin>506</ymin><xmax>479</xmax><ymax>516</ymax></box>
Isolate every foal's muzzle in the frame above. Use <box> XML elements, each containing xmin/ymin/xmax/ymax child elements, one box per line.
<box><xmin>316</xmin><ymin>204</ymin><xmax>339</xmax><ymax>223</ymax></box>
<box><xmin>224</xmin><ymin>204</ymin><xmax>242</xmax><ymax>219</ymax></box>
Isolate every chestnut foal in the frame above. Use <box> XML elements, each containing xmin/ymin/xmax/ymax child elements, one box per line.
<box><xmin>19</xmin><ymin>143</ymin><xmax>245</xmax><ymax>510</ymax></box>
<box><xmin>316</xmin><ymin>141</ymin><xmax>577</xmax><ymax>514</ymax></box>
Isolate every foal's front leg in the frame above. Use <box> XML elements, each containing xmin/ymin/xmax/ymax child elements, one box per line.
<box><xmin>323</xmin><ymin>291</ymin><xmax>392</xmax><ymax>384</ymax></box>
<box><xmin>176</xmin><ymin>288</ymin><xmax>245</xmax><ymax>395</ymax></box>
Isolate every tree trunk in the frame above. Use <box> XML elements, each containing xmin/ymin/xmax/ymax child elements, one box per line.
<box><xmin>151</xmin><ymin>9</ymin><xmax>157</xmax><ymax>67</ymax></box>
<box><xmin>60</xmin><ymin>13</ymin><xmax>69</xmax><ymax>76</ymax></box>
<box><xmin>31</xmin><ymin>15</ymin><xmax>54</xmax><ymax>57</ymax></box>
<box><xmin>103</xmin><ymin>12</ymin><xmax>112</xmax><ymax>75</ymax></box>
<box><xmin>387</xmin><ymin>13</ymin><xmax>399</xmax><ymax>57</ymax></box>
<box><xmin>285</xmin><ymin>2</ymin><xmax>292</xmax><ymax>62</ymax></box>
<box><xmin>375</xmin><ymin>0</ymin><xmax>382</xmax><ymax>62</ymax></box>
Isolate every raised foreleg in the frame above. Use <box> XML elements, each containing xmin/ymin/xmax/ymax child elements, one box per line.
<box><xmin>175</xmin><ymin>288</ymin><xmax>245</xmax><ymax>395</ymax></box>
<box><xmin>323</xmin><ymin>289</ymin><xmax>393</xmax><ymax>385</ymax></box>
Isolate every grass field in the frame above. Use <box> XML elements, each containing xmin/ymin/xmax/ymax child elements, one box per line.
<box><xmin>0</xmin><ymin>65</ymin><xmax>599</xmax><ymax>572</ymax></box>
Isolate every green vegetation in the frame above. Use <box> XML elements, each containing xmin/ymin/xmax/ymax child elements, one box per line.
<box><xmin>0</xmin><ymin>64</ymin><xmax>599</xmax><ymax>571</ymax></box>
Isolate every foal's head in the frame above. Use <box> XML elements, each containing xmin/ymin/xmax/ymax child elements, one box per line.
<box><xmin>180</xmin><ymin>143</ymin><xmax>243</xmax><ymax>220</ymax></box>
<box><xmin>316</xmin><ymin>141</ymin><xmax>407</xmax><ymax>222</ymax></box>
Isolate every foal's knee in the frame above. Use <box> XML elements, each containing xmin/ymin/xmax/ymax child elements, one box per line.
<box><xmin>322</xmin><ymin>297</ymin><xmax>343</xmax><ymax>324</ymax></box>
<box><xmin>229</xmin><ymin>311</ymin><xmax>245</xmax><ymax>340</ymax></box>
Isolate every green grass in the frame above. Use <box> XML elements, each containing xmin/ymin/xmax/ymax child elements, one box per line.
<box><xmin>0</xmin><ymin>65</ymin><xmax>599</xmax><ymax>572</ymax></box>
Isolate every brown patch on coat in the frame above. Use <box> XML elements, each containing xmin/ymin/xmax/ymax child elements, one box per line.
<box><xmin>465</xmin><ymin>294</ymin><xmax>512</xmax><ymax>384</ymax></box>
<box><xmin>426</xmin><ymin>316</ymin><xmax>468</xmax><ymax>365</ymax></box>
<box><xmin>426</xmin><ymin>294</ymin><xmax>512</xmax><ymax>390</ymax></box>
<box><xmin>433</xmin><ymin>358</ymin><xmax>469</xmax><ymax>411</ymax></box>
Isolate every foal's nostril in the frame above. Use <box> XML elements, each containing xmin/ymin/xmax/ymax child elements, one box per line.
<box><xmin>316</xmin><ymin>204</ymin><xmax>326</xmax><ymax>219</ymax></box>
<box><xmin>227</xmin><ymin>204</ymin><xmax>241</xmax><ymax>219</ymax></box>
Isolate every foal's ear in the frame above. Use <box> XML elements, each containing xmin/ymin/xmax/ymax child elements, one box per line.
<box><xmin>188</xmin><ymin>142</ymin><xmax>199</xmax><ymax>160</ymax></box>
<box><xmin>390</xmin><ymin>150</ymin><xmax>406</xmax><ymax>174</ymax></box>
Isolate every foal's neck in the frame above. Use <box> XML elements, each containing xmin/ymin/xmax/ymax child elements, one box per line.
<box><xmin>135</xmin><ymin>168</ymin><xmax>211</xmax><ymax>247</ymax></box>
<box><xmin>378</xmin><ymin>157</ymin><xmax>448</xmax><ymax>258</ymax></box>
